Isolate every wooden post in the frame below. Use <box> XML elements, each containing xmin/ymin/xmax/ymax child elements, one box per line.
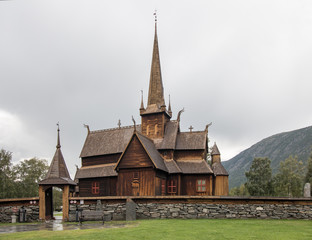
<box><xmin>38</xmin><ymin>185</ymin><xmax>46</xmax><ymax>220</ymax></box>
<box><xmin>62</xmin><ymin>185</ymin><xmax>70</xmax><ymax>221</ymax></box>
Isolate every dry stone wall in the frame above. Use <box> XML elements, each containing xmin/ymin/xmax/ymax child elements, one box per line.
<box><xmin>0</xmin><ymin>205</ymin><xmax>39</xmax><ymax>223</ymax></box>
<box><xmin>68</xmin><ymin>200</ymin><xmax>312</xmax><ymax>221</ymax></box>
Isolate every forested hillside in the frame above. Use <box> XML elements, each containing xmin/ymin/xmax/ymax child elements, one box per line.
<box><xmin>223</xmin><ymin>126</ymin><xmax>312</xmax><ymax>189</ymax></box>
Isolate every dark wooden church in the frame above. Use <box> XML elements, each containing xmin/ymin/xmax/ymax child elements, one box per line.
<box><xmin>74</xmin><ymin>21</ymin><xmax>229</xmax><ymax>197</ymax></box>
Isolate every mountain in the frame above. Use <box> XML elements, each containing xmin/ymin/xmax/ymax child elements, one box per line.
<box><xmin>223</xmin><ymin>126</ymin><xmax>312</xmax><ymax>189</ymax></box>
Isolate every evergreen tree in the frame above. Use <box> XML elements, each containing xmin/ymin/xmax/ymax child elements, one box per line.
<box><xmin>304</xmin><ymin>149</ymin><xmax>312</xmax><ymax>186</ymax></box>
<box><xmin>245</xmin><ymin>157</ymin><xmax>273</xmax><ymax>196</ymax></box>
<box><xmin>273</xmin><ymin>155</ymin><xmax>304</xmax><ymax>197</ymax></box>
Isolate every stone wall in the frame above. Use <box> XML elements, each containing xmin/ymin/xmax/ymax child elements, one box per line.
<box><xmin>67</xmin><ymin>196</ymin><xmax>312</xmax><ymax>221</ymax></box>
<box><xmin>0</xmin><ymin>205</ymin><xmax>39</xmax><ymax>223</ymax></box>
<box><xmin>136</xmin><ymin>203</ymin><xmax>312</xmax><ymax>220</ymax></box>
<box><xmin>0</xmin><ymin>198</ymin><xmax>39</xmax><ymax>223</ymax></box>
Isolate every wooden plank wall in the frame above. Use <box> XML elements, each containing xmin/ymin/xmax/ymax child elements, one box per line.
<box><xmin>174</xmin><ymin>150</ymin><xmax>204</xmax><ymax>160</ymax></box>
<box><xmin>141</xmin><ymin>112</ymin><xmax>170</xmax><ymax>139</ymax></box>
<box><xmin>79</xmin><ymin>177</ymin><xmax>117</xmax><ymax>197</ymax></box>
<box><xmin>82</xmin><ymin>153</ymin><xmax>120</xmax><ymax>167</ymax></box>
<box><xmin>214</xmin><ymin>176</ymin><xmax>229</xmax><ymax>196</ymax></box>
<box><xmin>181</xmin><ymin>175</ymin><xmax>212</xmax><ymax>196</ymax></box>
<box><xmin>118</xmin><ymin>135</ymin><xmax>154</xmax><ymax>169</ymax></box>
<box><xmin>117</xmin><ymin>168</ymin><xmax>156</xmax><ymax>196</ymax></box>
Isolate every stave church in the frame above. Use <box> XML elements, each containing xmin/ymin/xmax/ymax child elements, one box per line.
<box><xmin>73</xmin><ymin>20</ymin><xmax>229</xmax><ymax>197</ymax></box>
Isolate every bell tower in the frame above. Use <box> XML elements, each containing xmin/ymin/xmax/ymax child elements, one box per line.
<box><xmin>140</xmin><ymin>14</ymin><xmax>172</xmax><ymax>139</ymax></box>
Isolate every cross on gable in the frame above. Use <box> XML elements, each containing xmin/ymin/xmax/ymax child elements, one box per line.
<box><xmin>189</xmin><ymin>125</ymin><xmax>193</xmax><ymax>132</ymax></box>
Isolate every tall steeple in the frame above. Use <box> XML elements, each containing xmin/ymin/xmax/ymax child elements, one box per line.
<box><xmin>140</xmin><ymin>13</ymin><xmax>172</xmax><ymax>139</ymax></box>
<box><xmin>147</xmin><ymin>15</ymin><xmax>165</xmax><ymax>109</ymax></box>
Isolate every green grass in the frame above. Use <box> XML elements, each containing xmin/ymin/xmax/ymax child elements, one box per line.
<box><xmin>1</xmin><ymin>219</ymin><xmax>312</xmax><ymax>240</ymax></box>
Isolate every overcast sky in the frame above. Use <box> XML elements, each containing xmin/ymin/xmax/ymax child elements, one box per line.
<box><xmin>1</xmin><ymin>0</ymin><xmax>312</xmax><ymax>178</ymax></box>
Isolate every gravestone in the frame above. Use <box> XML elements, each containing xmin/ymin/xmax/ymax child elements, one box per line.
<box><xmin>126</xmin><ymin>198</ymin><xmax>136</xmax><ymax>221</ymax></box>
<box><xmin>304</xmin><ymin>183</ymin><xmax>311</xmax><ymax>198</ymax></box>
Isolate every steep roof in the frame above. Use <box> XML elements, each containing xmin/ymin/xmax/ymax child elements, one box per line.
<box><xmin>75</xmin><ymin>164</ymin><xmax>117</xmax><ymax>179</ymax></box>
<box><xmin>40</xmin><ymin>126</ymin><xmax>76</xmax><ymax>185</ymax></box>
<box><xmin>164</xmin><ymin>159</ymin><xmax>182</xmax><ymax>173</ymax></box>
<box><xmin>115</xmin><ymin>131</ymin><xmax>168</xmax><ymax>172</ymax></box>
<box><xmin>175</xmin><ymin>131</ymin><xmax>207</xmax><ymax>150</ymax></box>
<box><xmin>155</xmin><ymin>121</ymin><xmax>179</xmax><ymax>149</ymax></box>
<box><xmin>80</xmin><ymin>125</ymin><xmax>141</xmax><ymax>158</ymax></box>
<box><xmin>176</xmin><ymin>160</ymin><xmax>213</xmax><ymax>174</ymax></box>
<box><xmin>147</xmin><ymin>21</ymin><xmax>165</xmax><ymax>108</ymax></box>
<box><xmin>211</xmin><ymin>142</ymin><xmax>221</xmax><ymax>155</ymax></box>
<box><xmin>212</xmin><ymin>162</ymin><xmax>229</xmax><ymax>176</ymax></box>
<box><xmin>80</xmin><ymin>123</ymin><xmax>207</xmax><ymax>158</ymax></box>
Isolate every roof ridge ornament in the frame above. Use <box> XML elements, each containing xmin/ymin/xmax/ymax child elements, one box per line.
<box><xmin>56</xmin><ymin>122</ymin><xmax>61</xmax><ymax>149</ymax></box>
<box><xmin>132</xmin><ymin>116</ymin><xmax>136</xmax><ymax>132</ymax></box>
<box><xmin>83</xmin><ymin>124</ymin><xmax>90</xmax><ymax>134</ymax></box>
<box><xmin>205</xmin><ymin>122</ymin><xmax>212</xmax><ymax>133</ymax></box>
<box><xmin>177</xmin><ymin>108</ymin><xmax>185</xmax><ymax>123</ymax></box>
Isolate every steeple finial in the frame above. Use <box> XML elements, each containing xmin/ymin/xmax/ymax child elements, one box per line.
<box><xmin>168</xmin><ymin>94</ymin><xmax>172</xmax><ymax>115</ymax></box>
<box><xmin>56</xmin><ymin>122</ymin><xmax>61</xmax><ymax>149</ymax></box>
<box><xmin>140</xmin><ymin>90</ymin><xmax>145</xmax><ymax>110</ymax></box>
<box><xmin>147</xmin><ymin>11</ymin><xmax>165</xmax><ymax>109</ymax></box>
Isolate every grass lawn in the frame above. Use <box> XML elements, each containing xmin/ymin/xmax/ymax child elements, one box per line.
<box><xmin>1</xmin><ymin>219</ymin><xmax>312</xmax><ymax>240</ymax></box>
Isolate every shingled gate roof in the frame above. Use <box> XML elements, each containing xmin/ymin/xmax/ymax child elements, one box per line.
<box><xmin>40</xmin><ymin>127</ymin><xmax>76</xmax><ymax>186</ymax></box>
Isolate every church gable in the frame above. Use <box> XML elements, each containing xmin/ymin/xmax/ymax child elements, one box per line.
<box><xmin>116</xmin><ymin>134</ymin><xmax>154</xmax><ymax>170</ymax></box>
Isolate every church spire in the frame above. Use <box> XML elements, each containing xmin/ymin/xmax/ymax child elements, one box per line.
<box><xmin>147</xmin><ymin>13</ymin><xmax>165</xmax><ymax>108</ymax></box>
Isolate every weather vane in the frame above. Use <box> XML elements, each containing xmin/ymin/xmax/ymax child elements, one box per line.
<box><xmin>154</xmin><ymin>10</ymin><xmax>157</xmax><ymax>23</ymax></box>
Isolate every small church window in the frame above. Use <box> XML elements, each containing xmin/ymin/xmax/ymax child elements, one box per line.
<box><xmin>92</xmin><ymin>181</ymin><xmax>100</xmax><ymax>194</ymax></box>
<box><xmin>161</xmin><ymin>179</ymin><xmax>166</xmax><ymax>195</ymax></box>
<box><xmin>133</xmin><ymin>172</ymin><xmax>139</xmax><ymax>180</ymax></box>
<box><xmin>196</xmin><ymin>179</ymin><xmax>206</xmax><ymax>192</ymax></box>
<box><xmin>167</xmin><ymin>180</ymin><xmax>177</xmax><ymax>194</ymax></box>
<box><xmin>146</xmin><ymin>125</ymin><xmax>150</xmax><ymax>135</ymax></box>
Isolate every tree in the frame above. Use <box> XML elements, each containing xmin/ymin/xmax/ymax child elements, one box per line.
<box><xmin>229</xmin><ymin>183</ymin><xmax>249</xmax><ymax>196</ymax></box>
<box><xmin>0</xmin><ymin>149</ymin><xmax>15</xmax><ymax>198</ymax></box>
<box><xmin>245</xmin><ymin>157</ymin><xmax>273</xmax><ymax>196</ymax></box>
<box><xmin>273</xmin><ymin>155</ymin><xmax>304</xmax><ymax>197</ymax></box>
<box><xmin>304</xmin><ymin>149</ymin><xmax>312</xmax><ymax>187</ymax></box>
<box><xmin>14</xmin><ymin>158</ymin><xmax>49</xmax><ymax>197</ymax></box>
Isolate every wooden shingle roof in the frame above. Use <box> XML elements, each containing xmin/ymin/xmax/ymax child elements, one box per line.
<box><xmin>80</xmin><ymin>125</ymin><xmax>141</xmax><ymax>158</ymax></box>
<box><xmin>175</xmin><ymin>131</ymin><xmax>207</xmax><ymax>150</ymax></box>
<box><xmin>212</xmin><ymin>162</ymin><xmax>229</xmax><ymax>176</ymax></box>
<box><xmin>40</xmin><ymin>127</ymin><xmax>76</xmax><ymax>186</ymax></box>
<box><xmin>75</xmin><ymin>164</ymin><xmax>117</xmax><ymax>179</ymax></box>
<box><xmin>176</xmin><ymin>160</ymin><xmax>213</xmax><ymax>174</ymax></box>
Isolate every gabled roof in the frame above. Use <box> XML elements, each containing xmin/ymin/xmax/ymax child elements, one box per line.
<box><xmin>176</xmin><ymin>160</ymin><xmax>213</xmax><ymax>174</ymax></box>
<box><xmin>80</xmin><ymin>125</ymin><xmax>141</xmax><ymax>158</ymax></box>
<box><xmin>40</xmin><ymin>127</ymin><xmax>76</xmax><ymax>186</ymax></box>
<box><xmin>211</xmin><ymin>142</ymin><xmax>221</xmax><ymax>155</ymax></box>
<box><xmin>115</xmin><ymin>131</ymin><xmax>168</xmax><ymax>172</ymax></box>
<box><xmin>75</xmin><ymin>164</ymin><xmax>117</xmax><ymax>179</ymax></box>
<box><xmin>164</xmin><ymin>159</ymin><xmax>182</xmax><ymax>174</ymax></box>
<box><xmin>155</xmin><ymin>121</ymin><xmax>179</xmax><ymax>149</ymax></box>
<box><xmin>212</xmin><ymin>162</ymin><xmax>229</xmax><ymax>176</ymax></box>
<box><xmin>175</xmin><ymin>131</ymin><xmax>207</xmax><ymax>150</ymax></box>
